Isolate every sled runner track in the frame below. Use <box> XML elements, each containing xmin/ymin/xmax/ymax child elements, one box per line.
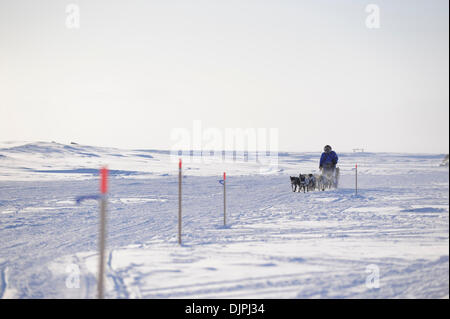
<box><xmin>107</xmin><ymin>250</ymin><xmax>130</xmax><ymax>299</ymax></box>
<box><xmin>0</xmin><ymin>266</ymin><xmax>7</xmax><ymax>299</ymax></box>
<box><xmin>138</xmin><ymin>272</ymin><xmax>313</xmax><ymax>298</ymax></box>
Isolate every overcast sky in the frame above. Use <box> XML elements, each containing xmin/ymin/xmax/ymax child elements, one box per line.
<box><xmin>0</xmin><ymin>0</ymin><xmax>448</xmax><ymax>153</ymax></box>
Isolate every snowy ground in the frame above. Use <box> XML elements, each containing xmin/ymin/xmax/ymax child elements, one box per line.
<box><xmin>0</xmin><ymin>142</ymin><xmax>448</xmax><ymax>298</ymax></box>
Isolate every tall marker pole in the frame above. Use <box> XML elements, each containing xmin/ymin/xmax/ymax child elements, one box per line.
<box><xmin>355</xmin><ymin>163</ymin><xmax>358</xmax><ymax>196</ymax></box>
<box><xmin>178</xmin><ymin>159</ymin><xmax>182</xmax><ymax>245</ymax></box>
<box><xmin>223</xmin><ymin>172</ymin><xmax>226</xmax><ymax>226</ymax></box>
<box><xmin>98</xmin><ymin>167</ymin><xmax>108</xmax><ymax>299</ymax></box>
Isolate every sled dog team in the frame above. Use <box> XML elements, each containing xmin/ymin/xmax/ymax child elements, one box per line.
<box><xmin>290</xmin><ymin>170</ymin><xmax>339</xmax><ymax>192</ymax></box>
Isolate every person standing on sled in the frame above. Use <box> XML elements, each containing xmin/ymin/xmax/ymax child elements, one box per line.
<box><xmin>319</xmin><ymin>145</ymin><xmax>339</xmax><ymax>188</ymax></box>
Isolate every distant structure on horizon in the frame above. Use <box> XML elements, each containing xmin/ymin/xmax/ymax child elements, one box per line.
<box><xmin>352</xmin><ymin>148</ymin><xmax>365</xmax><ymax>153</ymax></box>
<box><xmin>440</xmin><ymin>154</ymin><xmax>449</xmax><ymax>167</ymax></box>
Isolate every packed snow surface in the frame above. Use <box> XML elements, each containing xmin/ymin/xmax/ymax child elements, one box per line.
<box><xmin>0</xmin><ymin>142</ymin><xmax>448</xmax><ymax>298</ymax></box>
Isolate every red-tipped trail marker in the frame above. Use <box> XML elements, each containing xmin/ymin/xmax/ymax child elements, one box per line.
<box><xmin>100</xmin><ymin>167</ymin><xmax>108</xmax><ymax>194</ymax></box>
<box><xmin>98</xmin><ymin>166</ymin><xmax>108</xmax><ymax>299</ymax></box>
<box><xmin>223</xmin><ymin>172</ymin><xmax>227</xmax><ymax>226</ymax></box>
<box><xmin>178</xmin><ymin>159</ymin><xmax>182</xmax><ymax>245</ymax></box>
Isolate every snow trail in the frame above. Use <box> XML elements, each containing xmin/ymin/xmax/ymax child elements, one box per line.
<box><xmin>0</xmin><ymin>143</ymin><xmax>448</xmax><ymax>298</ymax></box>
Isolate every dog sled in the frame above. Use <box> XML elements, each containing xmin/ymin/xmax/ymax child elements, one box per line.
<box><xmin>290</xmin><ymin>167</ymin><xmax>340</xmax><ymax>193</ymax></box>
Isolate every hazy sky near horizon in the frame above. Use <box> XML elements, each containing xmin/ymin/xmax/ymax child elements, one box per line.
<box><xmin>0</xmin><ymin>0</ymin><xmax>448</xmax><ymax>153</ymax></box>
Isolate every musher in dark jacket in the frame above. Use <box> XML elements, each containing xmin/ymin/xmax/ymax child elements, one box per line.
<box><xmin>319</xmin><ymin>145</ymin><xmax>339</xmax><ymax>186</ymax></box>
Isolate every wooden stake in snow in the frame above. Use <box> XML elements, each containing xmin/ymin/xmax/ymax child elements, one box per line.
<box><xmin>355</xmin><ymin>163</ymin><xmax>358</xmax><ymax>196</ymax></box>
<box><xmin>178</xmin><ymin>159</ymin><xmax>182</xmax><ymax>245</ymax></box>
<box><xmin>98</xmin><ymin>167</ymin><xmax>108</xmax><ymax>299</ymax></box>
<box><xmin>223</xmin><ymin>172</ymin><xmax>226</xmax><ymax>226</ymax></box>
